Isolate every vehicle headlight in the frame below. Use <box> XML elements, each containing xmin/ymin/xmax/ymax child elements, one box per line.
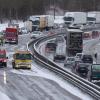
<box><xmin>15</xmin><ymin>64</ymin><xmax>19</xmax><ymax>67</ymax></box>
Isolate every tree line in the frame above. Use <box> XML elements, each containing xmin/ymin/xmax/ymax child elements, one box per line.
<box><xmin>0</xmin><ymin>0</ymin><xmax>100</xmax><ymax>21</ymax></box>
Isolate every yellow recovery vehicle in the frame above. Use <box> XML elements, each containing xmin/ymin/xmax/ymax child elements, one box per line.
<box><xmin>12</xmin><ymin>50</ymin><xmax>32</xmax><ymax>69</ymax></box>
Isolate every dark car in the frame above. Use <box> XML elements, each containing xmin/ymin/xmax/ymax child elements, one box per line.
<box><xmin>76</xmin><ymin>63</ymin><xmax>90</xmax><ymax>77</ymax></box>
<box><xmin>81</xmin><ymin>54</ymin><xmax>93</xmax><ymax>64</ymax></box>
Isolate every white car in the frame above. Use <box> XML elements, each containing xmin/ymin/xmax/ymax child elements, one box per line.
<box><xmin>21</xmin><ymin>27</ymin><xmax>28</xmax><ymax>34</ymax></box>
<box><xmin>75</xmin><ymin>53</ymin><xmax>84</xmax><ymax>61</ymax></box>
<box><xmin>64</xmin><ymin>57</ymin><xmax>75</xmax><ymax>67</ymax></box>
<box><xmin>30</xmin><ymin>31</ymin><xmax>43</xmax><ymax>39</ymax></box>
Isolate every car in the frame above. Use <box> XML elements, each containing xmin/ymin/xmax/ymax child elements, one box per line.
<box><xmin>75</xmin><ymin>53</ymin><xmax>84</xmax><ymax>61</ymax></box>
<box><xmin>64</xmin><ymin>57</ymin><xmax>75</xmax><ymax>67</ymax></box>
<box><xmin>20</xmin><ymin>27</ymin><xmax>28</xmax><ymax>34</ymax></box>
<box><xmin>88</xmin><ymin>64</ymin><xmax>100</xmax><ymax>82</ymax></box>
<box><xmin>81</xmin><ymin>54</ymin><xmax>93</xmax><ymax>64</ymax></box>
<box><xmin>0</xmin><ymin>49</ymin><xmax>8</xmax><ymax>67</ymax></box>
<box><xmin>76</xmin><ymin>63</ymin><xmax>90</xmax><ymax>77</ymax></box>
<box><xmin>53</xmin><ymin>54</ymin><xmax>66</xmax><ymax>62</ymax></box>
<box><xmin>72</xmin><ymin>59</ymin><xmax>82</xmax><ymax>70</ymax></box>
<box><xmin>30</xmin><ymin>31</ymin><xmax>43</xmax><ymax>39</ymax></box>
<box><xmin>45</xmin><ymin>40</ymin><xmax>57</xmax><ymax>52</ymax></box>
<box><xmin>55</xmin><ymin>35</ymin><xmax>65</xmax><ymax>43</ymax></box>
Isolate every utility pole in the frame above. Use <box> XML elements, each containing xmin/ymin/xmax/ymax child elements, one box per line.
<box><xmin>93</xmin><ymin>0</ymin><xmax>96</xmax><ymax>11</ymax></box>
<box><xmin>54</xmin><ymin>0</ymin><xmax>56</xmax><ymax>19</ymax></box>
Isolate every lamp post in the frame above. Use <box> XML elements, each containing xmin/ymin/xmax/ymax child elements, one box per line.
<box><xmin>93</xmin><ymin>0</ymin><xmax>96</xmax><ymax>11</ymax></box>
<box><xmin>54</xmin><ymin>0</ymin><xmax>56</xmax><ymax>19</ymax></box>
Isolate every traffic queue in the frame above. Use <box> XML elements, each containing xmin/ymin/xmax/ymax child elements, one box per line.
<box><xmin>44</xmin><ymin>30</ymin><xmax>100</xmax><ymax>83</ymax></box>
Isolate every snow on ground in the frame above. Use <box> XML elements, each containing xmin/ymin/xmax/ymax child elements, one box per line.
<box><xmin>0</xmin><ymin>21</ymin><xmax>24</xmax><ymax>32</ymax></box>
<box><xmin>0</xmin><ymin>90</ymin><xmax>11</xmax><ymax>100</ymax></box>
<box><xmin>11</xmin><ymin>61</ymin><xmax>93</xmax><ymax>100</ymax></box>
<box><xmin>0</xmin><ymin>23</ymin><xmax>8</xmax><ymax>32</ymax></box>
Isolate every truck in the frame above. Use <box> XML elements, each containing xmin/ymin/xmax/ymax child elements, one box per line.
<box><xmin>88</xmin><ymin>64</ymin><xmax>100</xmax><ymax>82</ymax></box>
<box><xmin>87</xmin><ymin>11</ymin><xmax>100</xmax><ymax>24</ymax></box>
<box><xmin>4</xmin><ymin>27</ymin><xmax>18</xmax><ymax>44</ymax></box>
<box><xmin>66</xmin><ymin>29</ymin><xmax>83</xmax><ymax>56</ymax></box>
<box><xmin>28</xmin><ymin>15</ymin><xmax>54</xmax><ymax>31</ymax></box>
<box><xmin>53</xmin><ymin>44</ymin><xmax>66</xmax><ymax>62</ymax></box>
<box><xmin>24</xmin><ymin>20</ymin><xmax>32</xmax><ymax>32</ymax></box>
<box><xmin>0</xmin><ymin>49</ymin><xmax>8</xmax><ymax>67</ymax></box>
<box><xmin>0</xmin><ymin>32</ymin><xmax>4</xmax><ymax>45</ymax></box>
<box><xmin>46</xmin><ymin>15</ymin><xmax>54</xmax><ymax>30</ymax></box>
<box><xmin>12</xmin><ymin>50</ymin><xmax>32</xmax><ymax>69</ymax></box>
<box><xmin>64</xmin><ymin>12</ymin><xmax>87</xmax><ymax>25</ymax></box>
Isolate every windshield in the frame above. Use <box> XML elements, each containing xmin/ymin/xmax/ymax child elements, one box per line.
<box><xmin>54</xmin><ymin>55</ymin><xmax>65</xmax><ymax>60</ymax></box>
<box><xmin>67</xmin><ymin>58</ymin><xmax>75</xmax><ymax>61</ymax></box>
<box><xmin>79</xmin><ymin>64</ymin><xmax>89</xmax><ymax>68</ymax></box>
<box><xmin>33</xmin><ymin>20</ymin><xmax>40</xmax><ymax>25</ymax></box>
<box><xmin>87</xmin><ymin>17</ymin><xmax>96</xmax><ymax>21</ymax></box>
<box><xmin>5</xmin><ymin>32</ymin><xmax>16</xmax><ymax>36</ymax></box>
<box><xmin>0</xmin><ymin>54</ymin><xmax>6</xmax><ymax>58</ymax></box>
<box><xmin>56</xmin><ymin>36</ymin><xmax>64</xmax><ymax>42</ymax></box>
<box><xmin>92</xmin><ymin>65</ymin><xmax>100</xmax><ymax>72</ymax></box>
<box><xmin>64</xmin><ymin>17</ymin><xmax>74</xmax><ymax>21</ymax></box>
<box><xmin>32</xmin><ymin>31</ymin><xmax>41</xmax><ymax>34</ymax></box>
<box><xmin>15</xmin><ymin>53</ymin><xmax>31</xmax><ymax>60</ymax></box>
<box><xmin>76</xmin><ymin>54</ymin><xmax>82</xmax><ymax>58</ymax></box>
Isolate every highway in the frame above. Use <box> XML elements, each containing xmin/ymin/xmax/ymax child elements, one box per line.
<box><xmin>0</xmin><ymin>34</ymin><xmax>83</xmax><ymax>100</ymax></box>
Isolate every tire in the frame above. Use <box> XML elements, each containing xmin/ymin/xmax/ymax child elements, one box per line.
<box><xmin>4</xmin><ymin>62</ymin><xmax>7</xmax><ymax>67</ymax></box>
<box><xmin>12</xmin><ymin>62</ymin><xmax>15</xmax><ymax>69</ymax></box>
<box><xmin>16</xmin><ymin>40</ymin><xmax>18</xmax><ymax>44</ymax></box>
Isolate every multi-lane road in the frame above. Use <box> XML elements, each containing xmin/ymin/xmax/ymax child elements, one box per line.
<box><xmin>0</xmin><ymin>34</ymin><xmax>84</xmax><ymax>100</ymax></box>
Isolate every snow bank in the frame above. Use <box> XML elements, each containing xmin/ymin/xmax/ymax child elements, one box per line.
<box><xmin>11</xmin><ymin>62</ymin><xmax>93</xmax><ymax>100</ymax></box>
<box><xmin>0</xmin><ymin>91</ymin><xmax>11</xmax><ymax>100</ymax></box>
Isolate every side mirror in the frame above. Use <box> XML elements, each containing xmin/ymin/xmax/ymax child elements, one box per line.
<box><xmin>7</xmin><ymin>57</ymin><xmax>8</xmax><ymax>59</ymax></box>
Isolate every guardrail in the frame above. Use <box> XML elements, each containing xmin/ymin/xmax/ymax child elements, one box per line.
<box><xmin>28</xmin><ymin>33</ymin><xmax>100</xmax><ymax>99</ymax></box>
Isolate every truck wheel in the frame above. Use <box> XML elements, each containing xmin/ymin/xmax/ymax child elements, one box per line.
<box><xmin>12</xmin><ymin>62</ymin><xmax>15</xmax><ymax>68</ymax></box>
<box><xmin>16</xmin><ymin>41</ymin><xmax>18</xmax><ymax>44</ymax></box>
<box><xmin>4</xmin><ymin>62</ymin><xmax>7</xmax><ymax>67</ymax></box>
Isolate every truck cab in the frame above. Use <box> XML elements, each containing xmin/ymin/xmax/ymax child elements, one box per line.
<box><xmin>12</xmin><ymin>51</ymin><xmax>32</xmax><ymax>69</ymax></box>
<box><xmin>4</xmin><ymin>27</ymin><xmax>18</xmax><ymax>44</ymax></box>
<box><xmin>88</xmin><ymin>64</ymin><xmax>100</xmax><ymax>82</ymax></box>
<box><xmin>0</xmin><ymin>49</ymin><xmax>8</xmax><ymax>67</ymax></box>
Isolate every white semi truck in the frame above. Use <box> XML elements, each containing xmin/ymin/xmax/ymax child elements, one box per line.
<box><xmin>87</xmin><ymin>11</ymin><xmax>100</xmax><ymax>24</ymax></box>
<box><xmin>64</xmin><ymin>12</ymin><xmax>87</xmax><ymax>25</ymax></box>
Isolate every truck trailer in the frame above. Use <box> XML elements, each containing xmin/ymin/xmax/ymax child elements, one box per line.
<box><xmin>28</xmin><ymin>15</ymin><xmax>54</xmax><ymax>31</ymax></box>
<box><xmin>66</xmin><ymin>29</ymin><xmax>83</xmax><ymax>56</ymax></box>
<box><xmin>64</xmin><ymin>12</ymin><xmax>87</xmax><ymax>25</ymax></box>
<box><xmin>87</xmin><ymin>11</ymin><xmax>100</xmax><ymax>24</ymax></box>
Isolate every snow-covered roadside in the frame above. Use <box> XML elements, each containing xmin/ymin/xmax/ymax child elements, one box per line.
<box><xmin>0</xmin><ymin>22</ymin><xmax>24</xmax><ymax>32</ymax></box>
<box><xmin>11</xmin><ymin>61</ymin><xmax>94</xmax><ymax>100</ymax></box>
<box><xmin>0</xmin><ymin>90</ymin><xmax>11</xmax><ymax>100</ymax></box>
<box><xmin>0</xmin><ymin>23</ymin><xmax>8</xmax><ymax>32</ymax></box>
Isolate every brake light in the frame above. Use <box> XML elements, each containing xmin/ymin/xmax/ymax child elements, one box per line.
<box><xmin>4</xmin><ymin>60</ymin><xmax>7</xmax><ymax>62</ymax></box>
<box><xmin>80</xmin><ymin>45</ymin><xmax>83</xmax><ymax>48</ymax></box>
<box><xmin>46</xmin><ymin>48</ymin><xmax>49</xmax><ymax>52</ymax></box>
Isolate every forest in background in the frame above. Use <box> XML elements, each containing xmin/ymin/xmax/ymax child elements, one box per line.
<box><xmin>0</xmin><ymin>0</ymin><xmax>100</xmax><ymax>21</ymax></box>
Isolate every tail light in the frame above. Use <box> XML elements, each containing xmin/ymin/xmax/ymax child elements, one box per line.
<box><xmin>4</xmin><ymin>60</ymin><xmax>7</xmax><ymax>62</ymax></box>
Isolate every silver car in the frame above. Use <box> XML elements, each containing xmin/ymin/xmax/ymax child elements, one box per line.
<box><xmin>64</xmin><ymin>57</ymin><xmax>75</xmax><ymax>67</ymax></box>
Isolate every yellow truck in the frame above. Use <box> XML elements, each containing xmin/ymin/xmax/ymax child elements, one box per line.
<box><xmin>12</xmin><ymin>50</ymin><xmax>32</xmax><ymax>69</ymax></box>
